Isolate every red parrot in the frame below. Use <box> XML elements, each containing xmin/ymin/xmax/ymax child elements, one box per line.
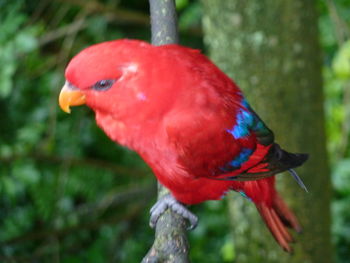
<box><xmin>59</xmin><ymin>39</ymin><xmax>308</xmax><ymax>252</ymax></box>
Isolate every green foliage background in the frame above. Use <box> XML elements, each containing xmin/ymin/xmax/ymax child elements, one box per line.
<box><xmin>0</xmin><ymin>0</ymin><xmax>348</xmax><ymax>262</ymax></box>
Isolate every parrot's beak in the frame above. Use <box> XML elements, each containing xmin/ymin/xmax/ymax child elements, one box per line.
<box><xmin>59</xmin><ymin>82</ymin><xmax>86</xmax><ymax>113</ymax></box>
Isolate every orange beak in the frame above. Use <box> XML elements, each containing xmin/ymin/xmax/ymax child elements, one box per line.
<box><xmin>59</xmin><ymin>82</ymin><xmax>86</xmax><ymax>113</ymax></box>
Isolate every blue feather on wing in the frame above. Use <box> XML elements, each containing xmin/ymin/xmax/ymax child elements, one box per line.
<box><xmin>222</xmin><ymin>99</ymin><xmax>270</xmax><ymax>172</ymax></box>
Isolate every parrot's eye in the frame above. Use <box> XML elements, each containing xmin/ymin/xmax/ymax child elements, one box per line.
<box><xmin>92</xmin><ymin>79</ymin><xmax>115</xmax><ymax>91</ymax></box>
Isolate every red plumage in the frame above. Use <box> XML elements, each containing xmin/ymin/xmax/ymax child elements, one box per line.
<box><xmin>61</xmin><ymin>39</ymin><xmax>308</xmax><ymax>252</ymax></box>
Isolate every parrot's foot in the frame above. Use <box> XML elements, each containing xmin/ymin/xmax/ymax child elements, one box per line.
<box><xmin>149</xmin><ymin>194</ymin><xmax>198</xmax><ymax>230</ymax></box>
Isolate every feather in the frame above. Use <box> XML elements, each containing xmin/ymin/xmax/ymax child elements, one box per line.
<box><xmin>288</xmin><ymin>169</ymin><xmax>308</xmax><ymax>192</ymax></box>
<box><xmin>256</xmin><ymin>203</ymin><xmax>293</xmax><ymax>252</ymax></box>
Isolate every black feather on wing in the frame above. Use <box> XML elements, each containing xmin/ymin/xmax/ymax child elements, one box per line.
<box><xmin>209</xmin><ymin>144</ymin><xmax>309</xmax><ymax>182</ymax></box>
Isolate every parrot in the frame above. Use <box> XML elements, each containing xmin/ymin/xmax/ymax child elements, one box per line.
<box><xmin>58</xmin><ymin>39</ymin><xmax>308</xmax><ymax>252</ymax></box>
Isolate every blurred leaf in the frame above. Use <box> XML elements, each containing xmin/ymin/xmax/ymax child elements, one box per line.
<box><xmin>178</xmin><ymin>2</ymin><xmax>202</xmax><ymax>31</ymax></box>
<box><xmin>14</xmin><ymin>29</ymin><xmax>38</xmax><ymax>53</ymax></box>
<box><xmin>17</xmin><ymin>122</ymin><xmax>45</xmax><ymax>146</ymax></box>
<box><xmin>2</xmin><ymin>176</ymin><xmax>24</xmax><ymax>197</ymax></box>
<box><xmin>221</xmin><ymin>237</ymin><xmax>236</xmax><ymax>262</ymax></box>
<box><xmin>176</xmin><ymin>0</ymin><xmax>189</xmax><ymax>10</ymax></box>
<box><xmin>318</xmin><ymin>15</ymin><xmax>337</xmax><ymax>50</ymax></box>
<box><xmin>86</xmin><ymin>15</ymin><xmax>109</xmax><ymax>43</ymax></box>
<box><xmin>332</xmin><ymin>196</ymin><xmax>350</xmax><ymax>262</ymax></box>
<box><xmin>0</xmin><ymin>54</ymin><xmax>16</xmax><ymax>97</ymax></box>
<box><xmin>0</xmin><ymin>144</ymin><xmax>13</xmax><ymax>158</ymax></box>
<box><xmin>332</xmin><ymin>40</ymin><xmax>350</xmax><ymax>79</ymax></box>
<box><xmin>12</xmin><ymin>160</ymin><xmax>40</xmax><ymax>185</ymax></box>
<box><xmin>333</xmin><ymin>159</ymin><xmax>350</xmax><ymax>195</ymax></box>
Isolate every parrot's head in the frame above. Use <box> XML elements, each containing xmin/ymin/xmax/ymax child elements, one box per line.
<box><xmin>59</xmin><ymin>40</ymin><xmax>170</xmax><ymax>143</ymax></box>
<box><xmin>59</xmin><ymin>39</ymin><xmax>161</xmax><ymax>122</ymax></box>
<box><xmin>59</xmin><ymin>39</ymin><xmax>174</xmax><ymax>145</ymax></box>
<box><xmin>59</xmin><ymin>39</ymin><xmax>187</xmax><ymax>146</ymax></box>
<box><xmin>59</xmin><ymin>40</ymin><xmax>152</xmax><ymax>114</ymax></box>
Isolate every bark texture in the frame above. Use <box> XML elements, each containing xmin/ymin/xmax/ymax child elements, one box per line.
<box><xmin>142</xmin><ymin>1</ymin><xmax>190</xmax><ymax>262</ymax></box>
<box><xmin>202</xmin><ymin>1</ymin><xmax>333</xmax><ymax>262</ymax></box>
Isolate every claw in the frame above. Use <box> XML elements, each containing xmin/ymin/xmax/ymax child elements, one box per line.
<box><xmin>149</xmin><ymin>194</ymin><xmax>198</xmax><ymax>230</ymax></box>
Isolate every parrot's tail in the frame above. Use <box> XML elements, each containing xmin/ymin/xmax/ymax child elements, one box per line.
<box><xmin>224</xmin><ymin>143</ymin><xmax>308</xmax><ymax>183</ymax></box>
<box><xmin>255</xmin><ymin>193</ymin><xmax>301</xmax><ymax>253</ymax></box>
<box><xmin>268</xmin><ymin>143</ymin><xmax>308</xmax><ymax>171</ymax></box>
<box><xmin>263</xmin><ymin>143</ymin><xmax>309</xmax><ymax>190</ymax></box>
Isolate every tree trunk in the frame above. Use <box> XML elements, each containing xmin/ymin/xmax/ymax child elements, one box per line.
<box><xmin>202</xmin><ymin>1</ymin><xmax>333</xmax><ymax>262</ymax></box>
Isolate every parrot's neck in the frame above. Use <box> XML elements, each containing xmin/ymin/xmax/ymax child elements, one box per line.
<box><xmin>94</xmin><ymin>110</ymin><xmax>160</xmax><ymax>153</ymax></box>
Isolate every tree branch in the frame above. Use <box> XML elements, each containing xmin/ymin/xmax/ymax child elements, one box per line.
<box><xmin>142</xmin><ymin>1</ymin><xmax>190</xmax><ymax>262</ymax></box>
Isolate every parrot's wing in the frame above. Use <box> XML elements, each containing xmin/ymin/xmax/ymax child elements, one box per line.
<box><xmin>212</xmin><ymin>103</ymin><xmax>308</xmax><ymax>182</ymax></box>
<box><xmin>243</xmin><ymin>104</ymin><xmax>274</xmax><ymax>146</ymax></box>
<box><xmin>163</xmin><ymin>101</ymin><xmax>272</xmax><ymax>179</ymax></box>
<box><xmin>165</xmin><ymin>102</ymin><xmax>307</xmax><ymax>182</ymax></box>
<box><xmin>213</xmin><ymin>143</ymin><xmax>308</xmax><ymax>181</ymax></box>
